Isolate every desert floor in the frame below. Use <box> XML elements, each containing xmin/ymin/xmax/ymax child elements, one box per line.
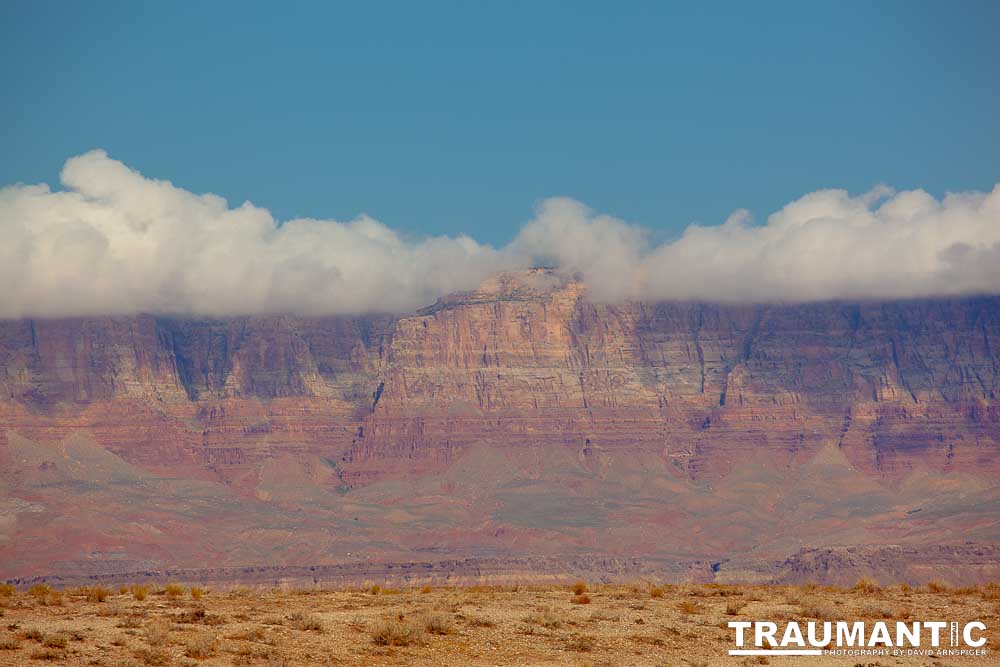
<box><xmin>0</xmin><ymin>581</ymin><xmax>998</xmax><ymax>666</ymax></box>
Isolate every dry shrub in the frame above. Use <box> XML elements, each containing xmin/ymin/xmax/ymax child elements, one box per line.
<box><xmin>799</xmin><ymin>599</ymin><xmax>836</xmax><ymax>620</ymax></box>
<box><xmin>853</xmin><ymin>577</ymin><xmax>880</xmax><ymax>594</ymax></box>
<box><xmin>119</xmin><ymin>586</ymin><xmax>129</xmax><ymax>594</ymax></box>
<box><xmin>0</xmin><ymin>636</ymin><xmax>20</xmax><ymax>650</ymax></box>
<box><xmin>725</xmin><ymin>600</ymin><xmax>748</xmax><ymax>615</ymax></box>
<box><xmin>20</xmin><ymin>627</ymin><xmax>44</xmax><ymax>641</ymax></box>
<box><xmin>118</xmin><ymin>613</ymin><xmax>145</xmax><ymax>628</ymax></box>
<box><xmin>419</xmin><ymin>585</ymin><xmax>433</xmax><ymax>594</ymax></box>
<box><xmin>572</xmin><ymin>594</ymin><xmax>592</xmax><ymax>605</ymax></box>
<box><xmin>174</xmin><ymin>607</ymin><xmax>224</xmax><ymax>625</ymax></box>
<box><xmin>984</xmin><ymin>583</ymin><xmax>1000</xmax><ymax>600</ymax></box>
<box><xmin>954</xmin><ymin>585</ymin><xmax>979</xmax><ymax>596</ymax></box>
<box><xmin>630</xmin><ymin>634</ymin><xmax>667</xmax><ymax>647</ymax></box>
<box><xmin>233</xmin><ymin>645</ymin><xmax>283</xmax><ymax>665</ymax></box>
<box><xmin>523</xmin><ymin>610</ymin><xmax>562</xmax><ymax>629</ymax></box>
<box><xmin>185</xmin><ymin>633</ymin><xmax>217</xmax><ymax>658</ymax></box>
<box><xmin>131</xmin><ymin>584</ymin><xmax>149</xmax><ymax>601</ymax></box>
<box><xmin>898</xmin><ymin>582</ymin><xmax>911</xmax><ymax>594</ymax></box>
<box><xmin>895</xmin><ymin>607</ymin><xmax>912</xmax><ymax>620</ymax></box>
<box><xmin>861</xmin><ymin>603</ymin><xmax>893</xmax><ymax>617</ymax></box>
<box><xmin>370</xmin><ymin>619</ymin><xmax>424</xmax><ymax>646</ymax></box>
<box><xmin>230</xmin><ymin>626</ymin><xmax>267</xmax><ymax>642</ymax></box>
<box><xmin>144</xmin><ymin>620</ymin><xmax>171</xmax><ymax>647</ymax></box>
<box><xmin>369</xmin><ymin>585</ymin><xmax>382</xmax><ymax>595</ymax></box>
<box><xmin>649</xmin><ymin>586</ymin><xmax>665</xmax><ymax>598</ymax></box>
<box><xmin>29</xmin><ymin>647</ymin><xmax>63</xmax><ymax>661</ymax></box>
<box><xmin>566</xmin><ymin>634</ymin><xmax>596</xmax><ymax>652</ymax></box>
<box><xmin>86</xmin><ymin>586</ymin><xmax>111</xmax><ymax>603</ymax></box>
<box><xmin>466</xmin><ymin>615</ymin><xmax>494</xmax><ymax>627</ymax></box>
<box><xmin>927</xmin><ymin>581</ymin><xmax>948</xmax><ymax>593</ymax></box>
<box><xmin>571</xmin><ymin>581</ymin><xmax>588</xmax><ymax>595</ymax></box>
<box><xmin>289</xmin><ymin>612</ymin><xmax>324</xmax><ymax>632</ymax></box>
<box><xmin>42</xmin><ymin>635</ymin><xmax>67</xmax><ymax>649</ymax></box>
<box><xmin>678</xmin><ymin>600</ymin><xmax>699</xmax><ymax>614</ymax></box>
<box><xmin>164</xmin><ymin>583</ymin><xmax>184</xmax><ymax>598</ymax></box>
<box><xmin>589</xmin><ymin>609</ymin><xmax>619</xmax><ymax>622</ymax></box>
<box><xmin>190</xmin><ymin>586</ymin><xmax>204</xmax><ymax>600</ymax></box>
<box><xmin>0</xmin><ymin>584</ymin><xmax>15</xmax><ymax>597</ymax></box>
<box><xmin>27</xmin><ymin>584</ymin><xmax>51</xmax><ymax>600</ymax></box>
<box><xmin>135</xmin><ymin>646</ymin><xmax>170</xmax><ymax>665</ymax></box>
<box><xmin>421</xmin><ymin>611</ymin><xmax>455</xmax><ymax>635</ymax></box>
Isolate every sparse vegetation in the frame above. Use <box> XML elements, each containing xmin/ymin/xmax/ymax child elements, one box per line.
<box><xmin>572</xmin><ymin>593</ymin><xmax>592</xmax><ymax>604</ymax></box>
<box><xmin>164</xmin><ymin>583</ymin><xmax>185</xmax><ymax>598</ymax></box>
<box><xmin>184</xmin><ymin>633</ymin><xmax>217</xmax><ymax>658</ymax></box>
<box><xmin>565</xmin><ymin>633</ymin><xmax>596</xmax><ymax>652</ymax></box>
<box><xmin>143</xmin><ymin>620</ymin><xmax>171</xmax><ymax>647</ymax></box>
<box><xmin>135</xmin><ymin>646</ymin><xmax>171</xmax><ymax>665</ymax></box>
<box><xmin>725</xmin><ymin>599</ymin><xmax>747</xmax><ymax>615</ymax></box>
<box><xmin>799</xmin><ymin>598</ymin><xmax>836</xmax><ymax>619</ymax></box>
<box><xmin>0</xmin><ymin>581</ymin><xmax>993</xmax><ymax>664</ymax></box>
<box><xmin>571</xmin><ymin>581</ymin><xmax>588</xmax><ymax>595</ymax></box>
<box><xmin>190</xmin><ymin>586</ymin><xmax>205</xmax><ymax>600</ymax></box>
<box><xmin>522</xmin><ymin>610</ymin><xmax>562</xmax><ymax>629</ymax></box>
<box><xmin>421</xmin><ymin>611</ymin><xmax>455</xmax><ymax>635</ymax></box>
<box><xmin>0</xmin><ymin>583</ymin><xmax>15</xmax><ymax>597</ymax></box>
<box><xmin>650</xmin><ymin>586</ymin><xmax>665</xmax><ymax>598</ymax></box>
<box><xmin>131</xmin><ymin>584</ymin><xmax>150</xmax><ymax>601</ymax></box>
<box><xmin>926</xmin><ymin>580</ymin><xmax>948</xmax><ymax>593</ymax></box>
<box><xmin>29</xmin><ymin>647</ymin><xmax>63</xmax><ymax>661</ymax></box>
<box><xmin>371</xmin><ymin>618</ymin><xmax>424</xmax><ymax>646</ymax></box>
<box><xmin>853</xmin><ymin>577</ymin><xmax>880</xmax><ymax>594</ymax></box>
<box><xmin>86</xmin><ymin>586</ymin><xmax>110</xmax><ymax>603</ymax></box>
<box><xmin>27</xmin><ymin>584</ymin><xmax>51</xmax><ymax>601</ymax></box>
<box><xmin>289</xmin><ymin>611</ymin><xmax>324</xmax><ymax>631</ymax></box>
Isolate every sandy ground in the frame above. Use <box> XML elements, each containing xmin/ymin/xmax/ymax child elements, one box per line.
<box><xmin>0</xmin><ymin>581</ymin><xmax>998</xmax><ymax>666</ymax></box>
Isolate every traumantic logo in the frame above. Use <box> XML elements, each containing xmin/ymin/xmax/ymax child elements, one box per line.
<box><xmin>728</xmin><ymin>620</ymin><xmax>989</xmax><ymax>657</ymax></box>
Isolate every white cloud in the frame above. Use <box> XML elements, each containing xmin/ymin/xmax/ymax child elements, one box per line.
<box><xmin>0</xmin><ymin>150</ymin><xmax>998</xmax><ymax>318</ymax></box>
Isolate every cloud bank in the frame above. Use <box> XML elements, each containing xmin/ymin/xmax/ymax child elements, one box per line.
<box><xmin>1</xmin><ymin>150</ymin><xmax>998</xmax><ymax>318</ymax></box>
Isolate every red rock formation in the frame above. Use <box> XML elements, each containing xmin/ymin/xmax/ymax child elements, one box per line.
<box><xmin>1</xmin><ymin>269</ymin><xmax>999</xmax><ymax>578</ymax></box>
<box><xmin>349</xmin><ymin>270</ymin><xmax>1000</xmax><ymax>483</ymax></box>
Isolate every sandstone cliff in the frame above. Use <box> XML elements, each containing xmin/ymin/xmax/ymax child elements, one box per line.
<box><xmin>1</xmin><ymin>269</ymin><xmax>999</xmax><ymax>579</ymax></box>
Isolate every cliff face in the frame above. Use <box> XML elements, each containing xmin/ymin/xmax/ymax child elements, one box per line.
<box><xmin>0</xmin><ymin>314</ymin><xmax>394</xmax><ymax>481</ymax></box>
<box><xmin>351</xmin><ymin>270</ymin><xmax>1000</xmax><ymax>482</ymax></box>
<box><xmin>2</xmin><ymin>269</ymin><xmax>999</xmax><ymax>578</ymax></box>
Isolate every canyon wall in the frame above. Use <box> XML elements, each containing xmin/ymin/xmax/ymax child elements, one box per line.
<box><xmin>2</xmin><ymin>269</ymin><xmax>999</xmax><ymax>579</ymax></box>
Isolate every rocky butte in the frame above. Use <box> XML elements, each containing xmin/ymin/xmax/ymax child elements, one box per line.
<box><xmin>2</xmin><ymin>269</ymin><xmax>999</xmax><ymax>586</ymax></box>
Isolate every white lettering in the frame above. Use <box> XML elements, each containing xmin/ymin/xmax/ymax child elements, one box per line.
<box><xmin>755</xmin><ymin>622</ymin><xmax>778</xmax><ymax>648</ymax></box>
<box><xmin>925</xmin><ymin>621</ymin><xmax>946</xmax><ymax>647</ymax></box>
<box><xmin>729</xmin><ymin>621</ymin><xmax>751</xmax><ymax>647</ymax></box>
<box><xmin>781</xmin><ymin>621</ymin><xmax>805</xmax><ymax>647</ymax></box>
<box><xmin>896</xmin><ymin>621</ymin><xmax>920</xmax><ymax>647</ymax></box>
<box><xmin>964</xmin><ymin>622</ymin><xmax>987</xmax><ymax>648</ymax></box>
<box><xmin>808</xmin><ymin>621</ymin><xmax>831</xmax><ymax>647</ymax></box>
<box><xmin>837</xmin><ymin>621</ymin><xmax>865</xmax><ymax>647</ymax></box>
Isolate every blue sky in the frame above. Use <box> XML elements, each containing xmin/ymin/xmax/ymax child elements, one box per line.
<box><xmin>2</xmin><ymin>0</ymin><xmax>998</xmax><ymax>246</ymax></box>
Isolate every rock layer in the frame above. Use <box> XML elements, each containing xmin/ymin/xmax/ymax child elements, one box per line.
<box><xmin>2</xmin><ymin>269</ymin><xmax>999</xmax><ymax>578</ymax></box>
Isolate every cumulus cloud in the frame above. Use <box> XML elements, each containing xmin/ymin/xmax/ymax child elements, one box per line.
<box><xmin>0</xmin><ymin>150</ymin><xmax>998</xmax><ymax>318</ymax></box>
